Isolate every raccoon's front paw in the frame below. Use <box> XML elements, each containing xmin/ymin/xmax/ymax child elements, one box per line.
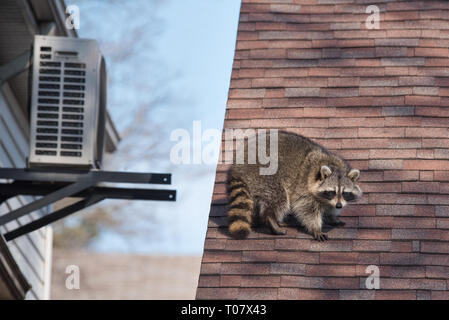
<box><xmin>329</xmin><ymin>220</ymin><xmax>346</xmax><ymax>227</ymax></box>
<box><xmin>313</xmin><ymin>231</ymin><xmax>328</xmax><ymax>242</ymax></box>
<box><xmin>273</xmin><ymin>229</ymin><xmax>287</xmax><ymax>235</ymax></box>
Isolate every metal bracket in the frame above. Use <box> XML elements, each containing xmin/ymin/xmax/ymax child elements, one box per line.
<box><xmin>0</xmin><ymin>50</ymin><xmax>32</xmax><ymax>86</ymax></box>
<box><xmin>0</xmin><ymin>168</ymin><xmax>176</xmax><ymax>241</ymax></box>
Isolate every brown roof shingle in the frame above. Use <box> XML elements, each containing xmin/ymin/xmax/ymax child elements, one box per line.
<box><xmin>197</xmin><ymin>0</ymin><xmax>449</xmax><ymax>300</ymax></box>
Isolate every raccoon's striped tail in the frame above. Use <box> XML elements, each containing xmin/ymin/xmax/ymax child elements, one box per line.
<box><xmin>227</xmin><ymin>178</ymin><xmax>254</xmax><ymax>239</ymax></box>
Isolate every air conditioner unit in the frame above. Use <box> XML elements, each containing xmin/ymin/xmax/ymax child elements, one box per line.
<box><xmin>28</xmin><ymin>35</ymin><xmax>107</xmax><ymax>169</ymax></box>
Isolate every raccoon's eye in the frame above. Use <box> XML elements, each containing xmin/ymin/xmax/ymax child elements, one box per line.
<box><xmin>320</xmin><ymin>191</ymin><xmax>336</xmax><ymax>200</ymax></box>
<box><xmin>342</xmin><ymin>191</ymin><xmax>355</xmax><ymax>201</ymax></box>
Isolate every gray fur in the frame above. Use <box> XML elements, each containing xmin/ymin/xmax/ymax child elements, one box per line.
<box><xmin>227</xmin><ymin>131</ymin><xmax>362</xmax><ymax>241</ymax></box>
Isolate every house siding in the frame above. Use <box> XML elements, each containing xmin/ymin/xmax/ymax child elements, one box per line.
<box><xmin>197</xmin><ymin>0</ymin><xmax>449</xmax><ymax>300</ymax></box>
<box><xmin>0</xmin><ymin>87</ymin><xmax>52</xmax><ymax>299</ymax></box>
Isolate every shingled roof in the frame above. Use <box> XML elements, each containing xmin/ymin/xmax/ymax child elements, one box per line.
<box><xmin>196</xmin><ymin>0</ymin><xmax>449</xmax><ymax>300</ymax></box>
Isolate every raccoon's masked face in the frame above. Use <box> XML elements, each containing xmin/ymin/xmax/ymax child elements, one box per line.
<box><xmin>312</xmin><ymin>165</ymin><xmax>362</xmax><ymax>209</ymax></box>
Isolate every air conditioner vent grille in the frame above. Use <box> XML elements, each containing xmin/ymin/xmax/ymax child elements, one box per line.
<box><xmin>62</xmin><ymin>114</ymin><xmax>83</xmax><ymax>120</ymax></box>
<box><xmin>64</xmin><ymin>77</ymin><xmax>86</xmax><ymax>83</ymax></box>
<box><xmin>37</xmin><ymin>128</ymin><xmax>58</xmax><ymax>134</ymax></box>
<box><xmin>65</xmin><ymin>62</ymin><xmax>85</xmax><ymax>68</ymax></box>
<box><xmin>62</xmin><ymin>107</ymin><xmax>83</xmax><ymax>113</ymax></box>
<box><xmin>40</xmin><ymin>68</ymin><xmax>61</xmax><ymax>75</ymax></box>
<box><xmin>38</xmin><ymin>106</ymin><xmax>59</xmax><ymax>112</ymax></box>
<box><xmin>33</xmin><ymin>43</ymin><xmax>87</xmax><ymax>159</ymax></box>
<box><xmin>40</xmin><ymin>61</ymin><xmax>61</xmax><ymax>67</ymax></box>
<box><xmin>36</xmin><ymin>150</ymin><xmax>57</xmax><ymax>156</ymax></box>
<box><xmin>36</xmin><ymin>135</ymin><xmax>58</xmax><ymax>141</ymax></box>
<box><xmin>38</xmin><ymin>91</ymin><xmax>59</xmax><ymax>97</ymax></box>
<box><xmin>61</xmin><ymin>136</ymin><xmax>82</xmax><ymax>142</ymax></box>
<box><xmin>37</xmin><ymin>113</ymin><xmax>58</xmax><ymax>119</ymax></box>
<box><xmin>63</xmin><ymin>92</ymin><xmax>85</xmax><ymax>98</ymax></box>
<box><xmin>64</xmin><ymin>70</ymin><xmax>86</xmax><ymax>76</ymax></box>
<box><xmin>61</xmin><ymin>129</ymin><xmax>83</xmax><ymax>135</ymax></box>
<box><xmin>62</xmin><ymin>121</ymin><xmax>83</xmax><ymax>128</ymax></box>
<box><xmin>37</xmin><ymin>120</ymin><xmax>58</xmax><ymax>126</ymax></box>
<box><xmin>30</xmin><ymin>36</ymin><xmax>102</xmax><ymax>167</ymax></box>
<box><xmin>60</xmin><ymin>151</ymin><xmax>82</xmax><ymax>157</ymax></box>
<box><xmin>38</xmin><ymin>98</ymin><xmax>59</xmax><ymax>104</ymax></box>
<box><xmin>36</xmin><ymin>143</ymin><xmax>57</xmax><ymax>149</ymax></box>
<box><xmin>39</xmin><ymin>76</ymin><xmax>60</xmax><ymax>82</ymax></box>
<box><xmin>61</xmin><ymin>143</ymin><xmax>82</xmax><ymax>149</ymax></box>
<box><xmin>64</xmin><ymin>84</ymin><xmax>84</xmax><ymax>91</ymax></box>
<box><xmin>39</xmin><ymin>83</ymin><xmax>60</xmax><ymax>89</ymax></box>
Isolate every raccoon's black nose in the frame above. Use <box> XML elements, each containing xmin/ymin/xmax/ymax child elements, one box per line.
<box><xmin>336</xmin><ymin>203</ymin><xmax>342</xmax><ymax>209</ymax></box>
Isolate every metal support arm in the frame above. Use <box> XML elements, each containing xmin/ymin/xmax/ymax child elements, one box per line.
<box><xmin>0</xmin><ymin>168</ymin><xmax>176</xmax><ymax>241</ymax></box>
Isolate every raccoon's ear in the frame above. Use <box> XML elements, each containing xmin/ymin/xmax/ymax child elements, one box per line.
<box><xmin>348</xmin><ymin>169</ymin><xmax>360</xmax><ymax>182</ymax></box>
<box><xmin>320</xmin><ymin>165</ymin><xmax>332</xmax><ymax>180</ymax></box>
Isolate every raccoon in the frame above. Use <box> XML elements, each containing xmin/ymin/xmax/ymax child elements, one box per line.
<box><xmin>227</xmin><ymin>131</ymin><xmax>362</xmax><ymax>241</ymax></box>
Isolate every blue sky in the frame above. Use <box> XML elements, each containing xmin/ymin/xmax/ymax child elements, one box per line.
<box><xmin>66</xmin><ymin>0</ymin><xmax>241</xmax><ymax>254</ymax></box>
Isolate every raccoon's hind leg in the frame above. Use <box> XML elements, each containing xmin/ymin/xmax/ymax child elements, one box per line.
<box><xmin>227</xmin><ymin>179</ymin><xmax>254</xmax><ymax>239</ymax></box>
<box><xmin>258</xmin><ymin>190</ymin><xmax>288</xmax><ymax>236</ymax></box>
<box><xmin>266</xmin><ymin>214</ymin><xmax>287</xmax><ymax>235</ymax></box>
